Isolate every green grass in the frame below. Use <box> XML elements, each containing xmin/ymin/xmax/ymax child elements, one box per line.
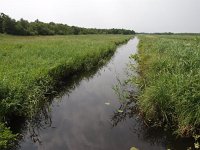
<box><xmin>0</xmin><ymin>34</ymin><xmax>132</xmax><ymax>148</ymax></box>
<box><xmin>0</xmin><ymin>123</ymin><xmax>17</xmax><ymax>149</ymax></box>
<box><xmin>0</xmin><ymin>34</ymin><xmax>132</xmax><ymax>118</ymax></box>
<box><xmin>132</xmin><ymin>35</ymin><xmax>200</xmax><ymax>136</ymax></box>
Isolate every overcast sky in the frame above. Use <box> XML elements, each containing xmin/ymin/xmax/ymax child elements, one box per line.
<box><xmin>0</xmin><ymin>0</ymin><xmax>200</xmax><ymax>33</ymax></box>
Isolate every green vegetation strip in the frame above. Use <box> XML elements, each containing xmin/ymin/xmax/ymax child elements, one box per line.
<box><xmin>133</xmin><ymin>35</ymin><xmax>200</xmax><ymax>136</ymax></box>
<box><xmin>0</xmin><ymin>34</ymin><xmax>132</xmax><ymax>148</ymax></box>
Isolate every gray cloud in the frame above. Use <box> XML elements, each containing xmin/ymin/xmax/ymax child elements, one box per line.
<box><xmin>0</xmin><ymin>0</ymin><xmax>199</xmax><ymax>32</ymax></box>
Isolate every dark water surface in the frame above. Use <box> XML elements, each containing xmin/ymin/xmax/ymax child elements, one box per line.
<box><xmin>16</xmin><ymin>38</ymin><xmax>194</xmax><ymax>150</ymax></box>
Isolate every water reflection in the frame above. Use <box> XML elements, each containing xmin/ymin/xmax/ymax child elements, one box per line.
<box><xmin>111</xmin><ymin>65</ymin><xmax>196</xmax><ymax>150</ymax></box>
<box><xmin>12</xmin><ymin>50</ymin><xmax>115</xmax><ymax>149</ymax></box>
<box><xmin>12</xmin><ymin>38</ymin><xmax>195</xmax><ymax>150</ymax></box>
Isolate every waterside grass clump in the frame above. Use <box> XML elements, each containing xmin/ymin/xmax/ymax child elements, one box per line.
<box><xmin>0</xmin><ymin>123</ymin><xmax>17</xmax><ymax>149</ymax></box>
<box><xmin>132</xmin><ymin>35</ymin><xmax>200</xmax><ymax>136</ymax></box>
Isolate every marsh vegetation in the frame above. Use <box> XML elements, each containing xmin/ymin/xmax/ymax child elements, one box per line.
<box><xmin>0</xmin><ymin>34</ymin><xmax>132</xmax><ymax>149</ymax></box>
<box><xmin>131</xmin><ymin>35</ymin><xmax>200</xmax><ymax>139</ymax></box>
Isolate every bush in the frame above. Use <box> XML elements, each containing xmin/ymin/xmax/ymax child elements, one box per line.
<box><xmin>0</xmin><ymin>123</ymin><xmax>17</xmax><ymax>149</ymax></box>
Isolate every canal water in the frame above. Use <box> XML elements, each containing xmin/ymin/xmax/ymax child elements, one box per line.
<box><xmin>15</xmin><ymin>38</ymin><xmax>194</xmax><ymax>150</ymax></box>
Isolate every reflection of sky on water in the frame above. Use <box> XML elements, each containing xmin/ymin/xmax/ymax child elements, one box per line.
<box><xmin>17</xmin><ymin>38</ymin><xmax>194</xmax><ymax>150</ymax></box>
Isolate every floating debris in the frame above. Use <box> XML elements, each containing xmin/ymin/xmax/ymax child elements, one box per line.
<box><xmin>118</xmin><ymin>110</ymin><xmax>123</xmax><ymax>113</ymax></box>
<box><xmin>105</xmin><ymin>102</ymin><xmax>110</xmax><ymax>105</ymax></box>
<box><xmin>130</xmin><ymin>147</ymin><xmax>138</xmax><ymax>150</ymax></box>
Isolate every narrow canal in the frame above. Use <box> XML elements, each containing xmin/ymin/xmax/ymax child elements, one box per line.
<box><xmin>16</xmin><ymin>38</ymin><xmax>193</xmax><ymax>150</ymax></box>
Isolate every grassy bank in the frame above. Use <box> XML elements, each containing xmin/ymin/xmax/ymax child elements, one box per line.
<box><xmin>0</xmin><ymin>34</ymin><xmax>132</xmax><ymax>148</ymax></box>
<box><xmin>132</xmin><ymin>35</ymin><xmax>200</xmax><ymax>136</ymax></box>
<box><xmin>0</xmin><ymin>123</ymin><xmax>17</xmax><ymax>149</ymax></box>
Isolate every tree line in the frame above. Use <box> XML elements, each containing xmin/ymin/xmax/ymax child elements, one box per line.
<box><xmin>0</xmin><ymin>13</ymin><xmax>135</xmax><ymax>35</ymax></box>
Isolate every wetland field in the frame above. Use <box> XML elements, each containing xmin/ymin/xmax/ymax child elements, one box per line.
<box><xmin>0</xmin><ymin>34</ymin><xmax>132</xmax><ymax>149</ymax></box>
<box><xmin>1</xmin><ymin>0</ymin><xmax>200</xmax><ymax>149</ymax></box>
<box><xmin>0</xmin><ymin>34</ymin><xmax>200</xmax><ymax>150</ymax></box>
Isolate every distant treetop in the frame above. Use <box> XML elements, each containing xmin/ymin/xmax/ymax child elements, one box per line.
<box><xmin>0</xmin><ymin>13</ymin><xmax>135</xmax><ymax>35</ymax></box>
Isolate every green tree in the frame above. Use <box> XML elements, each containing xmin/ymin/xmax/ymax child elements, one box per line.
<box><xmin>1</xmin><ymin>13</ymin><xmax>16</xmax><ymax>34</ymax></box>
<box><xmin>0</xmin><ymin>12</ymin><xmax>135</xmax><ymax>35</ymax></box>
<box><xmin>0</xmin><ymin>13</ymin><xmax>3</xmax><ymax>33</ymax></box>
<box><xmin>15</xmin><ymin>19</ymin><xmax>30</xmax><ymax>35</ymax></box>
